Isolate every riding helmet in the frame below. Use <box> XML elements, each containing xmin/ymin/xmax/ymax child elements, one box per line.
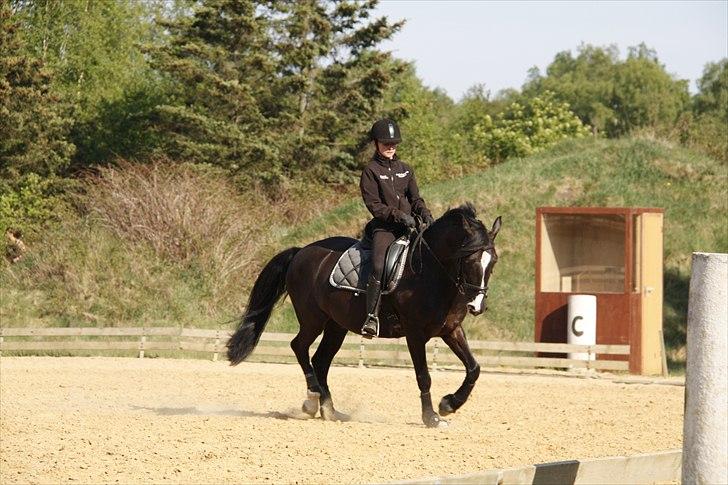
<box><xmin>370</xmin><ymin>118</ymin><xmax>401</xmax><ymax>144</ymax></box>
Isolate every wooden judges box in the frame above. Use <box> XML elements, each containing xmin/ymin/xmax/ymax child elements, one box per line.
<box><xmin>535</xmin><ymin>207</ymin><xmax>664</xmax><ymax>374</ymax></box>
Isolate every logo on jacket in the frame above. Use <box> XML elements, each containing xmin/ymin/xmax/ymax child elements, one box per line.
<box><xmin>388</xmin><ymin>123</ymin><xmax>394</xmax><ymax>138</ymax></box>
<box><xmin>379</xmin><ymin>175</ymin><xmax>389</xmax><ymax>180</ymax></box>
<box><xmin>395</xmin><ymin>171</ymin><xmax>410</xmax><ymax>178</ymax></box>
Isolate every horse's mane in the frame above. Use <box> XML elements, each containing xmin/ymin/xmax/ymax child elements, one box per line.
<box><xmin>435</xmin><ymin>202</ymin><xmax>490</xmax><ymax>257</ymax></box>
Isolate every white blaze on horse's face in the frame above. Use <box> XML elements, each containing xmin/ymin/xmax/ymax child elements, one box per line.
<box><xmin>467</xmin><ymin>251</ymin><xmax>492</xmax><ymax>314</ymax></box>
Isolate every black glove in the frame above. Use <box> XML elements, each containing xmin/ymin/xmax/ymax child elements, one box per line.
<box><xmin>400</xmin><ymin>213</ymin><xmax>416</xmax><ymax>229</ymax></box>
<box><xmin>423</xmin><ymin>213</ymin><xmax>435</xmax><ymax>226</ymax></box>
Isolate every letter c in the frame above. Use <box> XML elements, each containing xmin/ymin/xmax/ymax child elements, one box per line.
<box><xmin>571</xmin><ymin>316</ymin><xmax>584</xmax><ymax>337</ymax></box>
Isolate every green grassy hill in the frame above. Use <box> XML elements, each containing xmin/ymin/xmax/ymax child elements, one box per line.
<box><xmin>267</xmin><ymin>137</ymin><xmax>727</xmax><ymax>361</ymax></box>
<box><xmin>2</xmin><ymin>137</ymin><xmax>725</xmax><ymax>366</ymax></box>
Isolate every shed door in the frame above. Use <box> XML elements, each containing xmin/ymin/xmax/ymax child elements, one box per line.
<box><xmin>638</xmin><ymin>213</ymin><xmax>664</xmax><ymax>375</ymax></box>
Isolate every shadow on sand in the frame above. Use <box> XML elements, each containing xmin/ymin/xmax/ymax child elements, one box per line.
<box><xmin>130</xmin><ymin>405</ymin><xmax>316</xmax><ymax>420</ymax></box>
<box><xmin>130</xmin><ymin>405</ymin><xmax>396</xmax><ymax>424</ymax></box>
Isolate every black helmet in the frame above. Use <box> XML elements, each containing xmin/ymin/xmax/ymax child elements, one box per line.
<box><xmin>370</xmin><ymin>118</ymin><xmax>401</xmax><ymax>144</ymax></box>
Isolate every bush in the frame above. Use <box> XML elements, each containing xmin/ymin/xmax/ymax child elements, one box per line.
<box><xmin>83</xmin><ymin>162</ymin><xmax>277</xmax><ymax>300</ymax></box>
<box><xmin>681</xmin><ymin>114</ymin><xmax>728</xmax><ymax>163</ymax></box>
<box><xmin>0</xmin><ymin>174</ymin><xmax>69</xmax><ymax>262</ymax></box>
<box><xmin>472</xmin><ymin>92</ymin><xmax>591</xmax><ymax>162</ymax></box>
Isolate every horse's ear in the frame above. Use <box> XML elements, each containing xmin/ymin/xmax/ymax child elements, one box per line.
<box><xmin>490</xmin><ymin>216</ymin><xmax>502</xmax><ymax>240</ymax></box>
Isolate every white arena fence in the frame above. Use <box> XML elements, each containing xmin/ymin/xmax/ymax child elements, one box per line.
<box><xmin>0</xmin><ymin>327</ymin><xmax>630</xmax><ymax>372</ymax></box>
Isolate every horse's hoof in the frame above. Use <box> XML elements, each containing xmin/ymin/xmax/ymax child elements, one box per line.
<box><xmin>302</xmin><ymin>391</ymin><xmax>320</xmax><ymax>417</ymax></box>
<box><xmin>424</xmin><ymin>414</ymin><xmax>448</xmax><ymax>428</ymax></box>
<box><xmin>320</xmin><ymin>400</ymin><xmax>348</xmax><ymax>422</ymax></box>
<box><xmin>439</xmin><ymin>395</ymin><xmax>456</xmax><ymax>416</ymax></box>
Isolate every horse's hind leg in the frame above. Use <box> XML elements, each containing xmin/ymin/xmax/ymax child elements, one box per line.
<box><xmin>312</xmin><ymin>321</ymin><xmax>348</xmax><ymax>421</ymax></box>
<box><xmin>438</xmin><ymin>325</ymin><xmax>480</xmax><ymax>416</ymax></box>
<box><xmin>290</xmin><ymin>315</ymin><xmax>326</xmax><ymax>418</ymax></box>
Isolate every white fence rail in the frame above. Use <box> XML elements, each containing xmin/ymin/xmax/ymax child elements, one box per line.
<box><xmin>0</xmin><ymin>327</ymin><xmax>630</xmax><ymax>372</ymax></box>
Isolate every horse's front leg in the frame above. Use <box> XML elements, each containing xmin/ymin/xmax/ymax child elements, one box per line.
<box><xmin>438</xmin><ymin>325</ymin><xmax>480</xmax><ymax>416</ymax></box>
<box><xmin>406</xmin><ymin>334</ymin><xmax>447</xmax><ymax>428</ymax></box>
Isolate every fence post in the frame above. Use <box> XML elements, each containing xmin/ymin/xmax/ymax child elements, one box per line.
<box><xmin>682</xmin><ymin>252</ymin><xmax>728</xmax><ymax>485</ymax></box>
<box><xmin>659</xmin><ymin>329</ymin><xmax>669</xmax><ymax>377</ymax></box>
<box><xmin>431</xmin><ymin>340</ymin><xmax>438</xmax><ymax>371</ymax></box>
<box><xmin>138</xmin><ymin>329</ymin><xmax>146</xmax><ymax>359</ymax></box>
<box><xmin>213</xmin><ymin>330</ymin><xmax>221</xmax><ymax>362</ymax></box>
<box><xmin>358</xmin><ymin>335</ymin><xmax>364</xmax><ymax>368</ymax></box>
<box><xmin>0</xmin><ymin>328</ymin><xmax>3</xmax><ymax>358</ymax></box>
<box><xmin>587</xmin><ymin>345</ymin><xmax>594</xmax><ymax>371</ymax></box>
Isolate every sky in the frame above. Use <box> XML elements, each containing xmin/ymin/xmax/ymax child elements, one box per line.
<box><xmin>373</xmin><ymin>0</ymin><xmax>728</xmax><ymax>100</ymax></box>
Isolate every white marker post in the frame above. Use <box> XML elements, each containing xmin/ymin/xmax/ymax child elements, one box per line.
<box><xmin>682</xmin><ymin>252</ymin><xmax>728</xmax><ymax>484</ymax></box>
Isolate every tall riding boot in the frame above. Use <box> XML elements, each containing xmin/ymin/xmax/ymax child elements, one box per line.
<box><xmin>361</xmin><ymin>275</ymin><xmax>382</xmax><ymax>338</ymax></box>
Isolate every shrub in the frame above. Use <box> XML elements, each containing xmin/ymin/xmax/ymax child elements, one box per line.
<box><xmin>83</xmin><ymin>162</ymin><xmax>277</xmax><ymax>300</ymax></box>
<box><xmin>472</xmin><ymin>92</ymin><xmax>591</xmax><ymax>162</ymax></box>
<box><xmin>0</xmin><ymin>174</ymin><xmax>69</xmax><ymax>262</ymax></box>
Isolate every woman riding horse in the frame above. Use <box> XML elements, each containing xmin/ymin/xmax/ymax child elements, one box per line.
<box><xmin>360</xmin><ymin>119</ymin><xmax>434</xmax><ymax>338</ymax></box>
<box><xmin>227</xmin><ymin>198</ymin><xmax>501</xmax><ymax>427</ymax></box>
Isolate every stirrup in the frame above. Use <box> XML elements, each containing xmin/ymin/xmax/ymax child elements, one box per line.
<box><xmin>361</xmin><ymin>315</ymin><xmax>379</xmax><ymax>339</ymax></box>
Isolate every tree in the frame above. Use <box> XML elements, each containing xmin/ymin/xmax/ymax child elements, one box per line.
<box><xmin>523</xmin><ymin>44</ymin><xmax>620</xmax><ymax>135</ymax></box>
<box><xmin>693</xmin><ymin>59</ymin><xmax>728</xmax><ymax>122</ymax></box>
<box><xmin>149</xmin><ymin>0</ymin><xmax>404</xmax><ymax>187</ymax></box>
<box><xmin>12</xmin><ymin>0</ymin><xmax>165</xmax><ymax>166</ymax></box>
<box><xmin>523</xmin><ymin>43</ymin><xmax>689</xmax><ymax>137</ymax></box>
<box><xmin>681</xmin><ymin>59</ymin><xmax>728</xmax><ymax>161</ymax></box>
<box><xmin>379</xmin><ymin>62</ymin><xmax>455</xmax><ymax>182</ymax></box>
<box><xmin>0</xmin><ymin>3</ymin><xmax>75</xmax><ymax>252</ymax></box>
<box><xmin>611</xmin><ymin>44</ymin><xmax>689</xmax><ymax>135</ymax></box>
<box><xmin>0</xmin><ymin>3</ymin><xmax>74</xmax><ymax>184</ymax></box>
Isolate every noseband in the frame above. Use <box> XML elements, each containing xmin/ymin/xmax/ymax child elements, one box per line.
<box><xmin>457</xmin><ymin>258</ymin><xmax>490</xmax><ymax>297</ymax></box>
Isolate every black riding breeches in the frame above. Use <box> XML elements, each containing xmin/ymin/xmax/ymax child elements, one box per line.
<box><xmin>364</xmin><ymin>218</ymin><xmax>406</xmax><ymax>282</ymax></box>
<box><xmin>371</xmin><ymin>230</ymin><xmax>396</xmax><ymax>282</ymax></box>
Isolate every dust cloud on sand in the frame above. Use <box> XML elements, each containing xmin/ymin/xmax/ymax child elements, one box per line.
<box><xmin>0</xmin><ymin>357</ymin><xmax>683</xmax><ymax>483</ymax></box>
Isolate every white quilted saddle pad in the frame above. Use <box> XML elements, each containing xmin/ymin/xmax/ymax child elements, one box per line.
<box><xmin>329</xmin><ymin>239</ymin><xmax>409</xmax><ymax>294</ymax></box>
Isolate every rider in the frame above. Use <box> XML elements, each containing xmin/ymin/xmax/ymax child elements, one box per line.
<box><xmin>360</xmin><ymin>118</ymin><xmax>434</xmax><ymax>338</ymax></box>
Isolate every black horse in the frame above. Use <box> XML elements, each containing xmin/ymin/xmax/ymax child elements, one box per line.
<box><xmin>227</xmin><ymin>202</ymin><xmax>501</xmax><ymax>428</ymax></box>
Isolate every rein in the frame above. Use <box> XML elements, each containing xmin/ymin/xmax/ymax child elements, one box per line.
<box><xmin>410</xmin><ymin>226</ymin><xmax>491</xmax><ymax>296</ymax></box>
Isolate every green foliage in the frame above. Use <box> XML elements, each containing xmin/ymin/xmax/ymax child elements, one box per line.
<box><xmin>12</xmin><ymin>0</ymin><xmax>166</xmax><ymax>166</ymax></box>
<box><xmin>682</xmin><ymin>59</ymin><xmax>728</xmax><ymax>161</ymax></box>
<box><xmin>0</xmin><ymin>174</ymin><xmax>70</xmax><ymax>263</ymax></box>
<box><xmin>612</xmin><ymin>45</ymin><xmax>690</xmax><ymax>135</ymax></box>
<box><xmin>149</xmin><ymin>0</ymin><xmax>404</xmax><ymax>187</ymax></box>
<box><xmin>523</xmin><ymin>43</ymin><xmax>690</xmax><ymax>137</ymax></box>
<box><xmin>693</xmin><ymin>59</ymin><xmax>728</xmax><ymax>122</ymax></box>
<box><xmin>0</xmin><ymin>3</ymin><xmax>75</xmax><ymax>181</ymax></box>
<box><xmin>0</xmin><ymin>174</ymin><xmax>64</xmax><ymax>234</ymax></box>
<box><xmin>665</xmin><ymin>111</ymin><xmax>728</xmax><ymax>163</ymax></box>
<box><xmin>380</xmin><ymin>63</ymin><xmax>455</xmax><ymax>182</ymax></box>
<box><xmin>472</xmin><ymin>92</ymin><xmax>591</xmax><ymax>162</ymax></box>
<box><xmin>444</xmin><ymin>85</ymin><xmax>520</xmax><ymax>168</ymax></box>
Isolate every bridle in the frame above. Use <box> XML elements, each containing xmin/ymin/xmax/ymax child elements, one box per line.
<box><xmin>410</xmin><ymin>227</ymin><xmax>494</xmax><ymax>296</ymax></box>
<box><xmin>457</xmin><ymin>256</ymin><xmax>492</xmax><ymax>297</ymax></box>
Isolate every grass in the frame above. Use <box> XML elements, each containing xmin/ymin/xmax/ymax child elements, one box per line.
<box><xmin>265</xmin><ymin>137</ymin><xmax>728</xmax><ymax>354</ymax></box>
<box><xmin>1</xmin><ymin>136</ymin><xmax>725</xmax><ymax>367</ymax></box>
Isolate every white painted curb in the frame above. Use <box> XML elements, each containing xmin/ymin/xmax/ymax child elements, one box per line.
<box><xmin>393</xmin><ymin>449</ymin><xmax>682</xmax><ymax>485</ymax></box>
<box><xmin>682</xmin><ymin>252</ymin><xmax>728</xmax><ymax>485</ymax></box>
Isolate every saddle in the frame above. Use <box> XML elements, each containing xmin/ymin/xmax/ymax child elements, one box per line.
<box><xmin>329</xmin><ymin>236</ymin><xmax>410</xmax><ymax>294</ymax></box>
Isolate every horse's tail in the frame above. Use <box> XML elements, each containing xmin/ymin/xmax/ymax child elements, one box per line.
<box><xmin>227</xmin><ymin>247</ymin><xmax>301</xmax><ymax>366</ymax></box>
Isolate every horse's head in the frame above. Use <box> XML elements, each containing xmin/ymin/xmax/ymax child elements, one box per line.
<box><xmin>427</xmin><ymin>202</ymin><xmax>501</xmax><ymax>315</ymax></box>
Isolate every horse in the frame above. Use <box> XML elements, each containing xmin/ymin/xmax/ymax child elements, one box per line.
<box><xmin>227</xmin><ymin>202</ymin><xmax>501</xmax><ymax>428</ymax></box>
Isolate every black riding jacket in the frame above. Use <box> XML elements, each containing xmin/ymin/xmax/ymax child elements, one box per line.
<box><xmin>360</xmin><ymin>152</ymin><xmax>432</xmax><ymax>226</ymax></box>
